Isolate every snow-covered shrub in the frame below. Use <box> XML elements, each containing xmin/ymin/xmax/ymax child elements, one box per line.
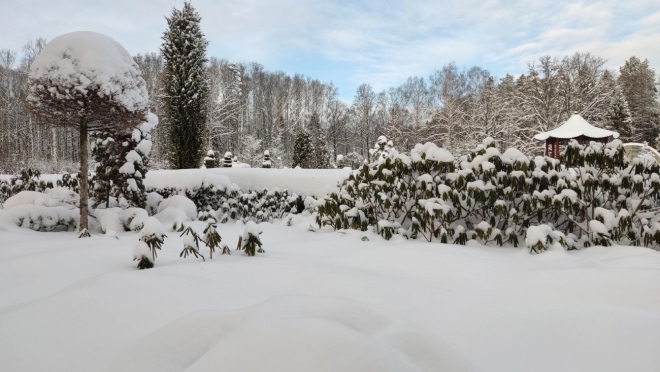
<box><xmin>316</xmin><ymin>135</ymin><xmax>660</xmax><ymax>251</ymax></box>
<box><xmin>202</xmin><ymin>218</ymin><xmax>227</xmax><ymax>258</ymax></box>
<box><xmin>1</xmin><ymin>190</ymin><xmax>79</xmax><ymax>232</ymax></box>
<box><xmin>147</xmin><ymin>174</ymin><xmax>300</xmax><ymax>225</ymax></box>
<box><xmin>240</xmin><ymin>221</ymin><xmax>264</xmax><ymax>256</ymax></box>
<box><xmin>145</xmin><ymin>192</ymin><xmax>163</xmax><ymax>215</ymax></box>
<box><xmin>525</xmin><ymin>225</ymin><xmax>568</xmax><ymax>254</ymax></box>
<box><xmin>91</xmin><ymin>112</ymin><xmax>158</xmax><ymax>209</ymax></box>
<box><xmin>180</xmin><ymin>226</ymin><xmax>205</xmax><ymax>261</ymax></box>
<box><xmin>132</xmin><ymin>241</ymin><xmax>154</xmax><ymax>270</ymax></box>
<box><xmin>154</xmin><ymin>195</ymin><xmax>198</xmax><ymax>229</ymax></box>
<box><xmin>336</xmin><ymin>152</ymin><xmax>364</xmax><ymax>169</ymax></box>
<box><xmin>0</xmin><ymin>168</ymin><xmax>54</xmax><ymax>207</ymax></box>
<box><xmin>2</xmin><ymin>204</ymin><xmax>79</xmax><ymax>232</ymax></box>
<box><xmin>138</xmin><ymin>217</ymin><xmax>166</xmax><ymax>264</ymax></box>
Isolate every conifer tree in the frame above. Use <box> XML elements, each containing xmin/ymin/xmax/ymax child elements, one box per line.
<box><xmin>605</xmin><ymin>84</ymin><xmax>633</xmax><ymax>142</ymax></box>
<box><xmin>618</xmin><ymin>57</ymin><xmax>660</xmax><ymax>143</ymax></box>
<box><xmin>293</xmin><ymin>129</ymin><xmax>314</xmax><ymax>168</ymax></box>
<box><xmin>91</xmin><ymin>113</ymin><xmax>158</xmax><ymax>208</ymax></box>
<box><xmin>161</xmin><ymin>2</ymin><xmax>209</xmax><ymax>169</ymax></box>
<box><xmin>309</xmin><ymin>113</ymin><xmax>330</xmax><ymax>168</ymax></box>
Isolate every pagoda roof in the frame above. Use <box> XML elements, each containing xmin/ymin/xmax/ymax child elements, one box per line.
<box><xmin>534</xmin><ymin>113</ymin><xmax>619</xmax><ymax>140</ymax></box>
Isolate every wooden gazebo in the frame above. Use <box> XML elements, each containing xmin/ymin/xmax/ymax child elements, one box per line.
<box><xmin>534</xmin><ymin>113</ymin><xmax>619</xmax><ymax>158</ymax></box>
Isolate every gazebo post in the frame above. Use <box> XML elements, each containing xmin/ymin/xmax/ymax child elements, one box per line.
<box><xmin>578</xmin><ymin>135</ymin><xmax>583</xmax><ymax>145</ymax></box>
<box><xmin>554</xmin><ymin>137</ymin><xmax>560</xmax><ymax>159</ymax></box>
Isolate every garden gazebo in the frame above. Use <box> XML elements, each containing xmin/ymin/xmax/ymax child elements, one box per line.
<box><xmin>534</xmin><ymin>113</ymin><xmax>619</xmax><ymax>158</ymax></box>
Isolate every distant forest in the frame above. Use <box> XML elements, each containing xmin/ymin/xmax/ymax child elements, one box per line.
<box><xmin>0</xmin><ymin>35</ymin><xmax>658</xmax><ymax>172</ymax></box>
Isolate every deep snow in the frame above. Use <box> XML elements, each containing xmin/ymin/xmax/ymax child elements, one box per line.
<box><xmin>0</xmin><ymin>214</ymin><xmax>659</xmax><ymax>372</ymax></box>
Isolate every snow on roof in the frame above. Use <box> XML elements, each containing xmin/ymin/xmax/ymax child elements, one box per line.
<box><xmin>533</xmin><ymin>114</ymin><xmax>619</xmax><ymax>140</ymax></box>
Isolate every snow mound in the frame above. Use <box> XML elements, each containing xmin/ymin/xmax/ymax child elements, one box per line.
<box><xmin>104</xmin><ymin>296</ymin><xmax>475</xmax><ymax>372</ymax></box>
<box><xmin>155</xmin><ymin>195</ymin><xmax>197</xmax><ymax>224</ymax></box>
<box><xmin>29</xmin><ymin>31</ymin><xmax>148</xmax><ymax>112</ymax></box>
<box><xmin>0</xmin><ymin>204</ymin><xmax>78</xmax><ymax>231</ymax></box>
<box><xmin>3</xmin><ymin>190</ymin><xmax>76</xmax><ymax>210</ymax></box>
<box><xmin>95</xmin><ymin>208</ymin><xmax>150</xmax><ymax>233</ymax></box>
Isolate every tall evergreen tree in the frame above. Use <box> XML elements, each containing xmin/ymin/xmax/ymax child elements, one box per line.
<box><xmin>605</xmin><ymin>84</ymin><xmax>633</xmax><ymax>142</ymax></box>
<box><xmin>618</xmin><ymin>57</ymin><xmax>660</xmax><ymax>143</ymax></box>
<box><xmin>161</xmin><ymin>2</ymin><xmax>209</xmax><ymax>169</ymax></box>
<box><xmin>292</xmin><ymin>129</ymin><xmax>314</xmax><ymax>168</ymax></box>
<box><xmin>309</xmin><ymin>113</ymin><xmax>330</xmax><ymax>168</ymax></box>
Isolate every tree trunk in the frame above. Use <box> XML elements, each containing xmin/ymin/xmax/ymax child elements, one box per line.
<box><xmin>51</xmin><ymin>127</ymin><xmax>58</xmax><ymax>164</ymax></box>
<box><xmin>79</xmin><ymin>122</ymin><xmax>89</xmax><ymax>232</ymax></box>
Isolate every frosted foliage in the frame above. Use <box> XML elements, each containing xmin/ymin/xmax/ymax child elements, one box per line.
<box><xmin>28</xmin><ymin>31</ymin><xmax>148</xmax><ymax>113</ymax></box>
<box><xmin>139</xmin><ymin>112</ymin><xmax>159</xmax><ymax>134</ymax></box>
<box><xmin>132</xmin><ymin>241</ymin><xmax>152</xmax><ymax>262</ymax></box>
<box><xmin>243</xmin><ymin>221</ymin><xmax>263</xmax><ymax>241</ymax></box>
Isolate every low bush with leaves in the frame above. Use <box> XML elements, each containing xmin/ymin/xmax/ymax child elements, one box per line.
<box><xmin>316</xmin><ymin>136</ymin><xmax>660</xmax><ymax>251</ymax></box>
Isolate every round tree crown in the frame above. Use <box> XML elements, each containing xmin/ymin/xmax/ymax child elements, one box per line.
<box><xmin>27</xmin><ymin>31</ymin><xmax>149</xmax><ymax>130</ymax></box>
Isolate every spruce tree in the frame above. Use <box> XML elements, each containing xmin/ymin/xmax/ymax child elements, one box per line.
<box><xmin>161</xmin><ymin>2</ymin><xmax>209</xmax><ymax>169</ymax></box>
<box><xmin>618</xmin><ymin>57</ymin><xmax>660</xmax><ymax>143</ymax></box>
<box><xmin>605</xmin><ymin>84</ymin><xmax>633</xmax><ymax>142</ymax></box>
<box><xmin>293</xmin><ymin>129</ymin><xmax>314</xmax><ymax>168</ymax></box>
<box><xmin>91</xmin><ymin>113</ymin><xmax>158</xmax><ymax>208</ymax></box>
<box><xmin>309</xmin><ymin>113</ymin><xmax>330</xmax><ymax>169</ymax></box>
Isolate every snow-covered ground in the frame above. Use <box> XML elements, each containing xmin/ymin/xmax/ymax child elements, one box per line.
<box><xmin>1</xmin><ymin>214</ymin><xmax>659</xmax><ymax>372</ymax></box>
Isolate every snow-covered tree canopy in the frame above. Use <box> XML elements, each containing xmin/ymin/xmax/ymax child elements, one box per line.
<box><xmin>27</xmin><ymin>31</ymin><xmax>149</xmax><ymax>130</ymax></box>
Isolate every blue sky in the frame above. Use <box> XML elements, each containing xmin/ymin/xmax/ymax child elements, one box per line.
<box><xmin>3</xmin><ymin>0</ymin><xmax>660</xmax><ymax>101</ymax></box>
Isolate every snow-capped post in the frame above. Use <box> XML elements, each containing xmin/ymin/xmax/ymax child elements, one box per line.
<box><xmin>262</xmin><ymin>150</ymin><xmax>271</xmax><ymax>168</ymax></box>
<box><xmin>204</xmin><ymin>150</ymin><xmax>218</xmax><ymax>168</ymax></box>
<box><xmin>222</xmin><ymin>152</ymin><xmax>233</xmax><ymax>167</ymax></box>
<box><xmin>180</xmin><ymin>226</ymin><xmax>206</xmax><ymax>261</ymax></box>
<box><xmin>240</xmin><ymin>221</ymin><xmax>264</xmax><ymax>256</ymax></box>
<box><xmin>26</xmin><ymin>31</ymin><xmax>149</xmax><ymax>235</ymax></box>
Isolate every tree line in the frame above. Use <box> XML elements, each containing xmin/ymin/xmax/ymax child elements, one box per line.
<box><xmin>0</xmin><ymin>3</ymin><xmax>658</xmax><ymax>172</ymax></box>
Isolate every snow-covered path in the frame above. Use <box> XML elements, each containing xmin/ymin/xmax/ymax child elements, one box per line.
<box><xmin>1</xmin><ymin>216</ymin><xmax>659</xmax><ymax>372</ymax></box>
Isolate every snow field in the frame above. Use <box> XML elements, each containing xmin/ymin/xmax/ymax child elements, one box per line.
<box><xmin>0</xmin><ymin>215</ymin><xmax>659</xmax><ymax>372</ymax></box>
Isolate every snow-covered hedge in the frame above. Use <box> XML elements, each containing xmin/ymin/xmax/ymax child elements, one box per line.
<box><xmin>145</xmin><ymin>171</ymin><xmax>304</xmax><ymax>224</ymax></box>
<box><xmin>316</xmin><ymin>137</ymin><xmax>660</xmax><ymax>251</ymax></box>
<box><xmin>0</xmin><ymin>190</ymin><xmax>79</xmax><ymax>232</ymax></box>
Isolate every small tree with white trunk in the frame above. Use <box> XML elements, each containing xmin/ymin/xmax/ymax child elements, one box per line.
<box><xmin>27</xmin><ymin>31</ymin><xmax>149</xmax><ymax>235</ymax></box>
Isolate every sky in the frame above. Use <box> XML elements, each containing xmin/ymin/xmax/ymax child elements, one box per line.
<box><xmin>2</xmin><ymin>0</ymin><xmax>660</xmax><ymax>101</ymax></box>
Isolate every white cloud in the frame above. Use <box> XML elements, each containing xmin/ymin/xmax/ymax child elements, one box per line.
<box><xmin>1</xmin><ymin>0</ymin><xmax>658</xmax><ymax>97</ymax></box>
